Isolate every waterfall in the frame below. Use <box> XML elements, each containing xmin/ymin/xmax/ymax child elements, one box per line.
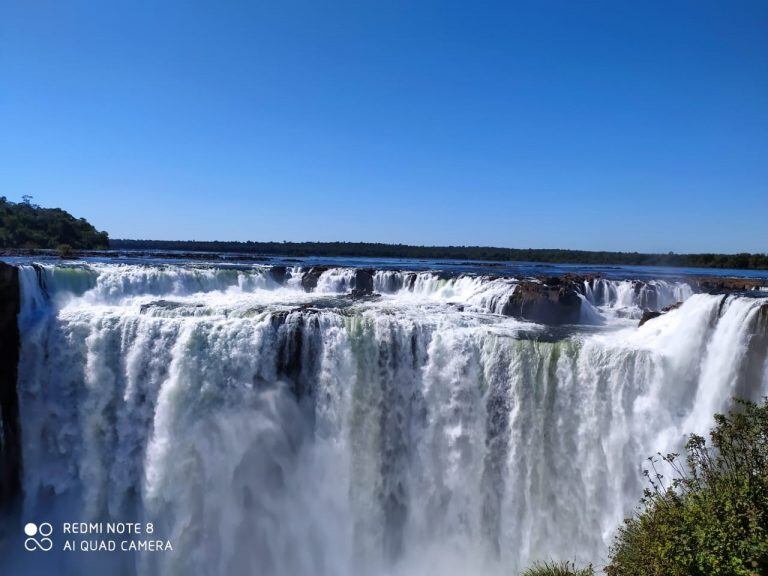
<box><xmin>581</xmin><ymin>278</ymin><xmax>693</xmax><ymax>319</ymax></box>
<box><xmin>6</xmin><ymin>263</ymin><xmax>767</xmax><ymax>576</ymax></box>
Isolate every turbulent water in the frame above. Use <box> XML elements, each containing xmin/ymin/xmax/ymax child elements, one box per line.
<box><xmin>5</xmin><ymin>262</ymin><xmax>768</xmax><ymax>575</ymax></box>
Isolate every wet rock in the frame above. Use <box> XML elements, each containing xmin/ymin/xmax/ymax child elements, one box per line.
<box><xmin>139</xmin><ymin>300</ymin><xmax>203</xmax><ymax>314</ymax></box>
<box><xmin>692</xmin><ymin>277</ymin><xmax>768</xmax><ymax>294</ymax></box>
<box><xmin>543</xmin><ymin>276</ymin><xmax>563</xmax><ymax>286</ymax></box>
<box><xmin>300</xmin><ymin>266</ymin><xmax>330</xmax><ymax>292</ymax></box>
<box><xmin>349</xmin><ymin>290</ymin><xmax>381</xmax><ymax>300</ymax></box>
<box><xmin>271</xmin><ymin>311</ymin><xmax>321</xmax><ymax>399</ymax></box>
<box><xmin>403</xmin><ymin>273</ymin><xmax>418</xmax><ymax>290</ymax></box>
<box><xmin>501</xmin><ymin>279</ymin><xmax>582</xmax><ymax>325</ymax></box>
<box><xmin>351</xmin><ymin>269</ymin><xmax>374</xmax><ymax>296</ymax></box>
<box><xmin>0</xmin><ymin>262</ymin><xmax>21</xmax><ymax>507</ymax></box>
<box><xmin>268</xmin><ymin>266</ymin><xmax>287</xmax><ymax>285</ymax></box>
<box><xmin>638</xmin><ymin>301</ymin><xmax>683</xmax><ymax>327</ymax></box>
<box><xmin>638</xmin><ymin>310</ymin><xmax>662</xmax><ymax>327</ymax></box>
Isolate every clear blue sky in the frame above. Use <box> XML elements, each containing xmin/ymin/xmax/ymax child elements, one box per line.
<box><xmin>1</xmin><ymin>1</ymin><xmax>766</xmax><ymax>253</ymax></box>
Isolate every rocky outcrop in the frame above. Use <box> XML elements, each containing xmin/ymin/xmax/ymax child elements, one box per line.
<box><xmin>300</xmin><ymin>266</ymin><xmax>330</xmax><ymax>292</ymax></box>
<box><xmin>692</xmin><ymin>277</ymin><xmax>768</xmax><ymax>294</ymax></box>
<box><xmin>0</xmin><ymin>262</ymin><xmax>20</xmax><ymax>507</ymax></box>
<box><xmin>501</xmin><ymin>276</ymin><xmax>583</xmax><ymax>325</ymax></box>
<box><xmin>268</xmin><ymin>265</ymin><xmax>288</xmax><ymax>285</ymax></box>
<box><xmin>638</xmin><ymin>310</ymin><xmax>661</xmax><ymax>326</ymax></box>
<box><xmin>638</xmin><ymin>302</ymin><xmax>683</xmax><ymax>327</ymax></box>
<box><xmin>139</xmin><ymin>300</ymin><xmax>204</xmax><ymax>314</ymax></box>
<box><xmin>299</xmin><ymin>267</ymin><xmax>376</xmax><ymax>296</ymax></box>
<box><xmin>350</xmin><ymin>269</ymin><xmax>374</xmax><ymax>298</ymax></box>
<box><xmin>269</xmin><ymin>309</ymin><xmax>322</xmax><ymax>399</ymax></box>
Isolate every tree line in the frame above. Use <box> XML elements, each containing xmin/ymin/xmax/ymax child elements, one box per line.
<box><xmin>110</xmin><ymin>239</ymin><xmax>768</xmax><ymax>270</ymax></box>
<box><xmin>2</xmin><ymin>196</ymin><xmax>764</xmax><ymax>270</ymax></box>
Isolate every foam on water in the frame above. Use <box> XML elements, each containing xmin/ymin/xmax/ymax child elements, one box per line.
<box><xmin>7</xmin><ymin>263</ymin><xmax>768</xmax><ymax>575</ymax></box>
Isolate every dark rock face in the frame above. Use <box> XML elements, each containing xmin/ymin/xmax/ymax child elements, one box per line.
<box><xmin>351</xmin><ymin>269</ymin><xmax>374</xmax><ymax>297</ymax></box>
<box><xmin>638</xmin><ymin>310</ymin><xmax>662</xmax><ymax>327</ymax></box>
<box><xmin>501</xmin><ymin>278</ymin><xmax>582</xmax><ymax>325</ymax></box>
<box><xmin>349</xmin><ymin>291</ymin><xmax>382</xmax><ymax>301</ymax></box>
<box><xmin>760</xmin><ymin>302</ymin><xmax>768</xmax><ymax>322</ymax></box>
<box><xmin>638</xmin><ymin>301</ymin><xmax>683</xmax><ymax>327</ymax></box>
<box><xmin>664</xmin><ymin>302</ymin><xmax>683</xmax><ymax>313</ymax></box>
<box><xmin>693</xmin><ymin>277</ymin><xmax>768</xmax><ymax>294</ymax></box>
<box><xmin>403</xmin><ymin>273</ymin><xmax>418</xmax><ymax>291</ymax></box>
<box><xmin>300</xmin><ymin>266</ymin><xmax>330</xmax><ymax>292</ymax></box>
<box><xmin>269</xmin><ymin>310</ymin><xmax>322</xmax><ymax>400</ymax></box>
<box><xmin>0</xmin><ymin>262</ymin><xmax>21</xmax><ymax>507</ymax></box>
<box><xmin>268</xmin><ymin>266</ymin><xmax>287</xmax><ymax>285</ymax></box>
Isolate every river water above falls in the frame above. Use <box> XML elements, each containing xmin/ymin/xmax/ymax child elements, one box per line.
<box><xmin>3</xmin><ymin>259</ymin><xmax>768</xmax><ymax>575</ymax></box>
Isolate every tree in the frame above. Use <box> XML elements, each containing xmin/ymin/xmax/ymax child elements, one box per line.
<box><xmin>0</xmin><ymin>197</ymin><xmax>109</xmax><ymax>250</ymax></box>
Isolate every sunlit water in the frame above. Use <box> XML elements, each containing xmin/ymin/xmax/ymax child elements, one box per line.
<box><xmin>3</xmin><ymin>261</ymin><xmax>767</xmax><ymax>575</ymax></box>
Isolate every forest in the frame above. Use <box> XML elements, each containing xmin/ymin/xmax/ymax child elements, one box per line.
<box><xmin>111</xmin><ymin>239</ymin><xmax>768</xmax><ymax>270</ymax></box>
<box><xmin>0</xmin><ymin>197</ymin><xmax>108</xmax><ymax>250</ymax></box>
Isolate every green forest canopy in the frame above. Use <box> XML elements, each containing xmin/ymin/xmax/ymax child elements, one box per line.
<box><xmin>0</xmin><ymin>196</ymin><xmax>108</xmax><ymax>249</ymax></box>
<box><xmin>111</xmin><ymin>239</ymin><xmax>768</xmax><ymax>270</ymax></box>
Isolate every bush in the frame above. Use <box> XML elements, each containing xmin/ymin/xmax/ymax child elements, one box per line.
<box><xmin>56</xmin><ymin>243</ymin><xmax>74</xmax><ymax>259</ymax></box>
<box><xmin>606</xmin><ymin>399</ymin><xmax>768</xmax><ymax>576</ymax></box>
<box><xmin>521</xmin><ymin>561</ymin><xmax>594</xmax><ymax>576</ymax></box>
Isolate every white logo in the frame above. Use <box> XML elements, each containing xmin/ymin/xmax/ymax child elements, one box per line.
<box><xmin>24</xmin><ymin>522</ymin><xmax>53</xmax><ymax>551</ymax></box>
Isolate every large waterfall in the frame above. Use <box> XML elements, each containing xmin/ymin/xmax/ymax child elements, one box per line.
<box><xmin>4</xmin><ymin>262</ymin><xmax>768</xmax><ymax>575</ymax></box>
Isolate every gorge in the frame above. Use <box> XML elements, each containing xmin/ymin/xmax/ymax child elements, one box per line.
<box><xmin>1</xmin><ymin>259</ymin><xmax>767</xmax><ymax>575</ymax></box>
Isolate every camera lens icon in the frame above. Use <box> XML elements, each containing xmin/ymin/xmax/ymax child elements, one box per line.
<box><xmin>24</xmin><ymin>522</ymin><xmax>53</xmax><ymax>551</ymax></box>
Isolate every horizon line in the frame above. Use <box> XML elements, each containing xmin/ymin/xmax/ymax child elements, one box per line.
<box><xmin>109</xmin><ymin>239</ymin><xmax>768</xmax><ymax>259</ymax></box>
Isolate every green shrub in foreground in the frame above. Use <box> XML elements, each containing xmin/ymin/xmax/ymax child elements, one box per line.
<box><xmin>521</xmin><ymin>560</ymin><xmax>594</xmax><ymax>576</ymax></box>
<box><xmin>606</xmin><ymin>398</ymin><xmax>768</xmax><ymax>576</ymax></box>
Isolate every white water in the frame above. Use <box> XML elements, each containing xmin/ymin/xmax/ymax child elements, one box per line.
<box><xmin>582</xmin><ymin>278</ymin><xmax>693</xmax><ymax>320</ymax></box>
<box><xmin>7</xmin><ymin>263</ymin><xmax>768</xmax><ymax>575</ymax></box>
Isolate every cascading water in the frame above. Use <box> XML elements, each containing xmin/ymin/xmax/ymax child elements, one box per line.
<box><xmin>4</xmin><ymin>262</ymin><xmax>767</xmax><ymax>575</ymax></box>
<box><xmin>581</xmin><ymin>278</ymin><xmax>693</xmax><ymax>319</ymax></box>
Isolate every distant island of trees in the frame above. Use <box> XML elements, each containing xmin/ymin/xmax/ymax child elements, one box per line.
<box><xmin>0</xmin><ymin>197</ymin><xmax>108</xmax><ymax>250</ymax></box>
<box><xmin>110</xmin><ymin>239</ymin><xmax>768</xmax><ymax>270</ymax></box>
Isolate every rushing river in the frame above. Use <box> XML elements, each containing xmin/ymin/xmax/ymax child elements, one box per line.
<box><xmin>2</xmin><ymin>260</ymin><xmax>767</xmax><ymax>575</ymax></box>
